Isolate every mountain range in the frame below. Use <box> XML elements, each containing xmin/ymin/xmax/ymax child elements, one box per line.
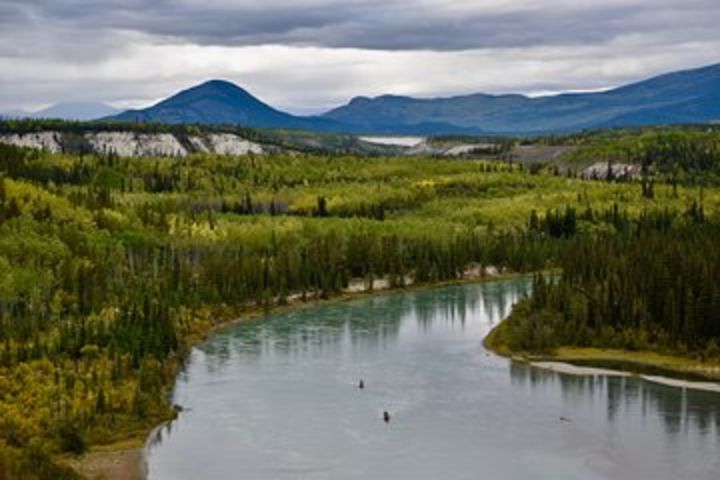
<box><xmin>2</xmin><ymin>102</ymin><xmax>120</xmax><ymax>121</ymax></box>
<box><xmin>7</xmin><ymin>63</ymin><xmax>720</xmax><ymax>135</ymax></box>
<box><xmin>325</xmin><ymin>63</ymin><xmax>720</xmax><ymax>134</ymax></box>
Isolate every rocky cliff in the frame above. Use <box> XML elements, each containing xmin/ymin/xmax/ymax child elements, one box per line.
<box><xmin>0</xmin><ymin>130</ymin><xmax>266</xmax><ymax>157</ymax></box>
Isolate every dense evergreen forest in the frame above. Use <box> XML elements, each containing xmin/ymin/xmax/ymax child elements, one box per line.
<box><xmin>488</xmin><ymin>209</ymin><xmax>720</xmax><ymax>359</ymax></box>
<box><xmin>0</xmin><ymin>132</ymin><xmax>718</xmax><ymax>478</ymax></box>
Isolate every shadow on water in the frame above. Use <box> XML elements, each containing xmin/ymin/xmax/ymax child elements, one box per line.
<box><xmin>148</xmin><ymin>277</ymin><xmax>720</xmax><ymax>480</ymax></box>
<box><xmin>510</xmin><ymin>361</ymin><xmax>720</xmax><ymax>436</ymax></box>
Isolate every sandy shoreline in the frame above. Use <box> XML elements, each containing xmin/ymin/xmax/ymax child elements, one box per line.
<box><xmin>528</xmin><ymin>360</ymin><xmax>720</xmax><ymax>393</ymax></box>
<box><xmin>530</xmin><ymin>361</ymin><xmax>631</xmax><ymax>377</ymax></box>
<box><xmin>639</xmin><ymin>374</ymin><xmax>720</xmax><ymax>393</ymax></box>
<box><xmin>66</xmin><ymin>445</ymin><xmax>144</xmax><ymax>480</ymax></box>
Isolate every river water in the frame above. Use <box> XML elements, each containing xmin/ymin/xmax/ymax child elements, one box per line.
<box><xmin>146</xmin><ymin>278</ymin><xmax>720</xmax><ymax>479</ymax></box>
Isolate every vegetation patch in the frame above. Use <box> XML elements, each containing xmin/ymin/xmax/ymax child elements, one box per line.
<box><xmin>0</xmin><ymin>124</ymin><xmax>719</xmax><ymax>478</ymax></box>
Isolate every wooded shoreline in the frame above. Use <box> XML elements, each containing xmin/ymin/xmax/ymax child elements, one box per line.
<box><xmin>72</xmin><ymin>269</ymin><xmax>519</xmax><ymax>480</ymax></box>
<box><xmin>485</xmin><ymin>321</ymin><xmax>720</xmax><ymax>385</ymax></box>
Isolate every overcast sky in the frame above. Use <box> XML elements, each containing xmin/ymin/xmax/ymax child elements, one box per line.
<box><xmin>1</xmin><ymin>0</ymin><xmax>719</xmax><ymax>114</ymax></box>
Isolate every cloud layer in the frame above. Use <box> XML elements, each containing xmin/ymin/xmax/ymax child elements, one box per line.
<box><xmin>1</xmin><ymin>0</ymin><xmax>718</xmax><ymax>112</ymax></box>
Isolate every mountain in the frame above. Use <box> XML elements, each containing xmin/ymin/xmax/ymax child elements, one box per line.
<box><xmin>108</xmin><ymin>80</ymin><xmax>342</xmax><ymax>131</ymax></box>
<box><xmin>34</xmin><ymin>102</ymin><xmax>120</xmax><ymax>121</ymax></box>
<box><xmin>2</xmin><ymin>102</ymin><xmax>120</xmax><ymax>121</ymax></box>
<box><xmin>323</xmin><ymin>63</ymin><xmax>720</xmax><ymax>134</ymax></box>
<box><xmin>0</xmin><ymin>108</ymin><xmax>32</xmax><ymax>119</ymax></box>
<box><xmin>105</xmin><ymin>63</ymin><xmax>720</xmax><ymax>135</ymax></box>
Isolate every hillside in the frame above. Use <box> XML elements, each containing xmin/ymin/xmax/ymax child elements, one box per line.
<box><xmin>324</xmin><ymin>63</ymin><xmax>720</xmax><ymax>134</ymax></box>
<box><xmin>108</xmin><ymin>80</ymin><xmax>343</xmax><ymax>131</ymax></box>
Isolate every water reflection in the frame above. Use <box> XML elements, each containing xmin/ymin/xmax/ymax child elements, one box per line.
<box><xmin>201</xmin><ymin>280</ymin><xmax>529</xmax><ymax>375</ymax></box>
<box><xmin>148</xmin><ymin>278</ymin><xmax>720</xmax><ymax>480</ymax></box>
<box><xmin>510</xmin><ymin>361</ymin><xmax>720</xmax><ymax>436</ymax></box>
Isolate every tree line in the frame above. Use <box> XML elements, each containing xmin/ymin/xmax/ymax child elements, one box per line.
<box><xmin>492</xmin><ymin>206</ymin><xmax>720</xmax><ymax>357</ymax></box>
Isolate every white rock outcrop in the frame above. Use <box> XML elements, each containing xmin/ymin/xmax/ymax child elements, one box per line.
<box><xmin>206</xmin><ymin>133</ymin><xmax>264</xmax><ymax>155</ymax></box>
<box><xmin>583</xmin><ymin>162</ymin><xmax>639</xmax><ymax>180</ymax></box>
<box><xmin>86</xmin><ymin>132</ymin><xmax>187</xmax><ymax>157</ymax></box>
<box><xmin>0</xmin><ymin>131</ymin><xmax>62</xmax><ymax>153</ymax></box>
<box><xmin>0</xmin><ymin>130</ymin><xmax>267</xmax><ymax>158</ymax></box>
<box><xmin>444</xmin><ymin>144</ymin><xmax>496</xmax><ymax>156</ymax></box>
<box><xmin>137</xmin><ymin>133</ymin><xmax>188</xmax><ymax>157</ymax></box>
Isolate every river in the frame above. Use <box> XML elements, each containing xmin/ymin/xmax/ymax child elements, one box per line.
<box><xmin>146</xmin><ymin>278</ymin><xmax>720</xmax><ymax>479</ymax></box>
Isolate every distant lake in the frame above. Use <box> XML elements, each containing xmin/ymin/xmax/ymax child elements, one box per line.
<box><xmin>147</xmin><ymin>278</ymin><xmax>720</xmax><ymax>480</ymax></box>
<box><xmin>359</xmin><ymin>136</ymin><xmax>425</xmax><ymax>147</ymax></box>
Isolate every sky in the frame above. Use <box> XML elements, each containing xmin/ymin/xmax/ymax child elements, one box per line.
<box><xmin>1</xmin><ymin>0</ymin><xmax>719</xmax><ymax>114</ymax></box>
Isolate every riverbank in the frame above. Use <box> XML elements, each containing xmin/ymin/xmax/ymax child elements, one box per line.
<box><xmin>72</xmin><ymin>267</ymin><xmax>518</xmax><ymax>480</ymax></box>
<box><xmin>526</xmin><ymin>358</ymin><xmax>720</xmax><ymax>393</ymax></box>
<box><xmin>485</xmin><ymin>323</ymin><xmax>720</xmax><ymax>389</ymax></box>
<box><xmin>63</xmin><ymin>438</ymin><xmax>145</xmax><ymax>480</ymax></box>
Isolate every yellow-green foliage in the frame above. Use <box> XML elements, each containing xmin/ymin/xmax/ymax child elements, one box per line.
<box><xmin>0</xmin><ymin>141</ymin><xmax>718</xmax><ymax>478</ymax></box>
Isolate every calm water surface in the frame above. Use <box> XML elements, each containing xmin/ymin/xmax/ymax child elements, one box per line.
<box><xmin>147</xmin><ymin>278</ymin><xmax>720</xmax><ymax>479</ymax></box>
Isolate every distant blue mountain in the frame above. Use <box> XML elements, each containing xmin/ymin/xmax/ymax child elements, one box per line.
<box><xmin>0</xmin><ymin>108</ymin><xmax>31</xmax><ymax>119</ymax></box>
<box><xmin>323</xmin><ymin>63</ymin><xmax>720</xmax><ymax>134</ymax></box>
<box><xmin>2</xmin><ymin>102</ymin><xmax>120</xmax><ymax>121</ymax></box>
<box><xmin>108</xmin><ymin>80</ymin><xmax>342</xmax><ymax>131</ymax></box>
<box><xmin>106</xmin><ymin>63</ymin><xmax>720</xmax><ymax>135</ymax></box>
<box><xmin>34</xmin><ymin>102</ymin><xmax>120</xmax><ymax>121</ymax></box>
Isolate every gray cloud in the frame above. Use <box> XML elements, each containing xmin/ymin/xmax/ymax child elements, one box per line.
<box><xmin>0</xmin><ymin>0</ymin><xmax>718</xmax><ymax>112</ymax></box>
<box><xmin>4</xmin><ymin>0</ymin><xmax>720</xmax><ymax>51</ymax></box>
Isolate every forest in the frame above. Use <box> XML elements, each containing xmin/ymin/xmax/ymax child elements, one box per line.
<box><xmin>0</xmin><ymin>128</ymin><xmax>718</xmax><ymax>478</ymax></box>
<box><xmin>487</xmin><ymin>208</ymin><xmax>720</xmax><ymax>359</ymax></box>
